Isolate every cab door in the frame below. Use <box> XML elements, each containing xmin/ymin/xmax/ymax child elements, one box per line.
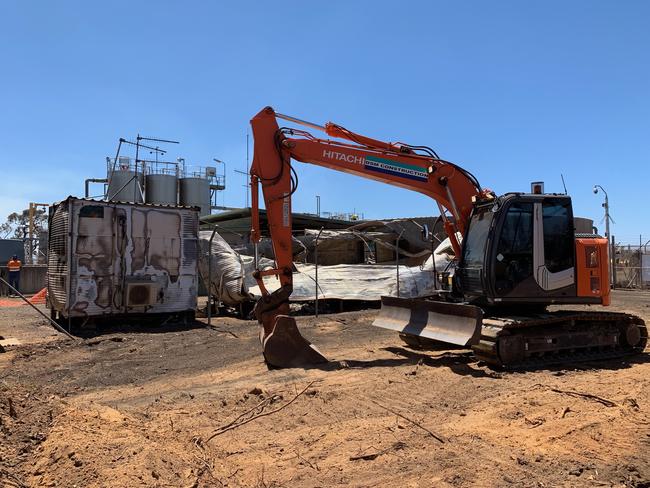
<box><xmin>492</xmin><ymin>201</ymin><xmax>534</xmax><ymax>296</ymax></box>
<box><xmin>533</xmin><ymin>199</ymin><xmax>575</xmax><ymax>290</ymax></box>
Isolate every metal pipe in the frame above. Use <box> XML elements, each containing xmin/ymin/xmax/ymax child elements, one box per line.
<box><xmin>135</xmin><ymin>134</ymin><xmax>141</xmax><ymax>204</ymax></box>
<box><xmin>108</xmin><ymin>139</ymin><xmax>124</xmax><ymax>189</ymax></box>
<box><xmin>138</xmin><ymin>136</ymin><xmax>179</xmax><ymax>145</ymax></box>
<box><xmin>85</xmin><ymin>178</ymin><xmax>108</xmax><ymax>198</ymax></box>
<box><xmin>275</xmin><ymin>112</ymin><xmax>327</xmax><ymax>132</ymax></box>
<box><xmin>314</xmin><ymin>227</ymin><xmax>324</xmax><ymax>317</ymax></box>
<box><xmin>443</xmin><ymin>184</ymin><xmax>461</xmax><ymax>225</ymax></box>
<box><xmin>594</xmin><ymin>184</ymin><xmax>613</xmax><ymax>285</ymax></box>
<box><xmin>207</xmin><ymin>225</ymin><xmax>219</xmax><ymax>327</ymax></box>
<box><xmin>0</xmin><ymin>277</ymin><xmax>77</xmax><ymax>340</ymax></box>
<box><xmin>396</xmin><ymin>230</ymin><xmax>405</xmax><ymax>297</ymax></box>
<box><xmin>611</xmin><ymin>234</ymin><xmax>617</xmax><ymax>287</ymax></box>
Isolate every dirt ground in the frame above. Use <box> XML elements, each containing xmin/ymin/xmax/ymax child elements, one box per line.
<box><xmin>0</xmin><ymin>290</ymin><xmax>649</xmax><ymax>488</ymax></box>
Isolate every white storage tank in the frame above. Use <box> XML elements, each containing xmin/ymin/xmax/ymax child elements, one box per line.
<box><xmin>146</xmin><ymin>173</ymin><xmax>178</xmax><ymax>206</ymax></box>
<box><xmin>179</xmin><ymin>177</ymin><xmax>211</xmax><ymax>216</ymax></box>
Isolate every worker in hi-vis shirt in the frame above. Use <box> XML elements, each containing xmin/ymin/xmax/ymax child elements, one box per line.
<box><xmin>7</xmin><ymin>255</ymin><xmax>22</xmax><ymax>297</ymax></box>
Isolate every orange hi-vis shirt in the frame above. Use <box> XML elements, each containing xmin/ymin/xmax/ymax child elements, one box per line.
<box><xmin>7</xmin><ymin>259</ymin><xmax>21</xmax><ymax>272</ymax></box>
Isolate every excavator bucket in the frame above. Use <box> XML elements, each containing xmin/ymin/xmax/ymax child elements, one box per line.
<box><xmin>261</xmin><ymin>315</ymin><xmax>328</xmax><ymax>368</ymax></box>
<box><xmin>373</xmin><ymin>296</ymin><xmax>483</xmax><ymax>347</ymax></box>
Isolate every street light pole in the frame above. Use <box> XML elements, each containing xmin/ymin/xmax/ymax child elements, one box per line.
<box><xmin>593</xmin><ymin>184</ymin><xmax>613</xmax><ymax>286</ymax></box>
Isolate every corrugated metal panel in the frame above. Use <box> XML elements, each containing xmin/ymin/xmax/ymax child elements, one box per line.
<box><xmin>47</xmin><ymin>202</ymin><xmax>69</xmax><ymax>309</ymax></box>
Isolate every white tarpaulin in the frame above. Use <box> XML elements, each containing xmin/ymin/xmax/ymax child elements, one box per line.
<box><xmin>247</xmin><ymin>238</ymin><xmax>456</xmax><ymax>301</ymax></box>
<box><xmin>202</xmin><ymin>231</ymin><xmax>458</xmax><ymax>304</ymax></box>
<box><xmin>248</xmin><ymin>262</ymin><xmax>433</xmax><ymax>301</ymax></box>
<box><xmin>198</xmin><ymin>230</ymin><xmax>254</xmax><ymax>305</ymax></box>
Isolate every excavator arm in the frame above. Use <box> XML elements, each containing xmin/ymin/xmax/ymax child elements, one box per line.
<box><xmin>249</xmin><ymin>106</ymin><xmax>490</xmax><ymax>367</ymax></box>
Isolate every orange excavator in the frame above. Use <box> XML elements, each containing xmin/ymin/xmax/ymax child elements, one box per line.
<box><xmin>249</xmin><ymin>106</ymin><xmax>647</xmax><ymax>369</ymax></box>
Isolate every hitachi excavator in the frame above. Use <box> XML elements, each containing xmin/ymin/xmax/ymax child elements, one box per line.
<box><xmin>249</xmin><ymin>106</ymin><xmax>647</xmax><ymax>369</ymax></box>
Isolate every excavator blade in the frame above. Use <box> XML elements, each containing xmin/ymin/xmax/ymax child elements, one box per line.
<box><xmin>261</xmin><ymin>315</ymin><xmax>328</xmax><ymax>368</ymax></box>
<box><xmin>373</xmin><ymin>296</ymin><xmax>483</xmax><ymax>347</ymax></box>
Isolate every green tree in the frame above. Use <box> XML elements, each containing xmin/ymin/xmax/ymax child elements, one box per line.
<box><xmin>0</xmin><ymin>209</ymin><xmax>47</xmax><ymax>239</ymax></box>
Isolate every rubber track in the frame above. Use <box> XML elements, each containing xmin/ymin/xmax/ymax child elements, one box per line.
<box><xmin>472</xmin><ymin>311</ymin><xmax>648</xmax><ymax>369</ymax></box>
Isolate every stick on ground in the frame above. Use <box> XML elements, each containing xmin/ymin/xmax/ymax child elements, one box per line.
<box><xmin>0</xmin><ymin>277</ymin><xmax>77</xmax><ymax>340</ymax></box>
<box><xmin>550</xmin><ymin>388</ymin><xmax>617</xmax><ymax>407</ymax></box>
<box><xmin>370</xmin><ymin>399</ymin><xmax>444</xmax><ymax>443</ymax></box>
<box><xmin>206</xmin><ymin>381</ymin><xmax>315</xmax><ymax>442</ymax></box>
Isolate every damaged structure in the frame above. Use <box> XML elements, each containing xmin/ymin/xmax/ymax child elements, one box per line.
<box><xmin>197</xmin><ymin>214</ymin><xmax>456</xmax><ymax>314</ymax></box>
<box><xmin>199</xmin><ymin>210</ymin><xmax>599</xmax><ymax>314</ymax></box>
<box><xmin>47</xmin><ymin>197</ymin><xmax>199</xmax><ymax>325</ymax></box>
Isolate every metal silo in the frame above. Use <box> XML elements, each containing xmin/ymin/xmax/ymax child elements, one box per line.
<box><xmin>107</xmin><ymin>157</ymin><xmax>144</xmax><ymax>203</ymax></box>
<box><xmin>179</xmin><ymin>177</ymin><xmax>211</xmax><ymax>216</ymax></box>
<box><xmin>146</xmin><ymin>173</ymin><xmax>178</xmax><ymax>205</ymax></box>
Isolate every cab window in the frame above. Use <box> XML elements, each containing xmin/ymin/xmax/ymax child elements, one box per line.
<box><xmin>542</xmin><ymin>201</ymin><xmax>574</xmax><ymax>272</ymax></box>
<box><xmin>494</xmin><ymin>202</ymin><xmax>534</xmax><ymax>294</ymax></box>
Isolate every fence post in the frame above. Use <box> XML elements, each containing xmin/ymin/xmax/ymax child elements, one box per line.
<box><xmin>640</xmin><ymin>235</ymin><xmax>644</xmax><ymax>290</ymax></box>
<box><xmin>611</xmin><ymin>234</ymin><xmax>616</xmax><ymax>288</ymax></box>
<box><xmin>315</xmin><ymin>227</ymin><xmax>324</xmax><ymax>317</ymax></box>
<box><xmin>396</xmin><ymin>230</ymin><xmax>404</xmax><ymax>297</ymax></box>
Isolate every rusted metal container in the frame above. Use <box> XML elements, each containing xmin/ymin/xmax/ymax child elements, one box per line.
<box><xmin>47</xmin><ymin>197</ymin><xmax>199</xmax><ymax>322</ymax></box>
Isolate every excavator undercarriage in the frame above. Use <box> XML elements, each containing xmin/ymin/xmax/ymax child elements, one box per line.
<box><xmin>473</xmin><ymin>310</ymin><xmax>648</xmax><ymax>368</ymax></box>
<box><xmin>375</xmin><ymin>297</ymin><xmax>647</xmax><ymax>368</ymax></box>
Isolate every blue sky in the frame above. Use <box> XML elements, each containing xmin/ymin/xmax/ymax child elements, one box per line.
<box><xmin>1</xmin><ymin>1</ymin><xmax>648</xmax><ymax>244</ymax></box>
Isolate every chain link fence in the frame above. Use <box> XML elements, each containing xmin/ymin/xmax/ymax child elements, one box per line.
<box><xmin>613</xmin><ymin>244</ymin><xmax>650</xmax><ymax>289</ymax></box>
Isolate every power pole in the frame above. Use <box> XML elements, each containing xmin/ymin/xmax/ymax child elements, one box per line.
<box><xmin>594</xmin><ymin>185</ymin><xmax>613</xmax><ymax>286</ymax></box>
<box><xmin>234</xmin><ymin>169</ymin><xmax>250</xmax><ymax>208</ymax></box>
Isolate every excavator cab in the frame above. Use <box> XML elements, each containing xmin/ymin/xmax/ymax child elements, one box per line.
<box><xmin>457</xmin><ymin>193</ymin><xmax>609</xmax><ymax>307</ymax></box>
